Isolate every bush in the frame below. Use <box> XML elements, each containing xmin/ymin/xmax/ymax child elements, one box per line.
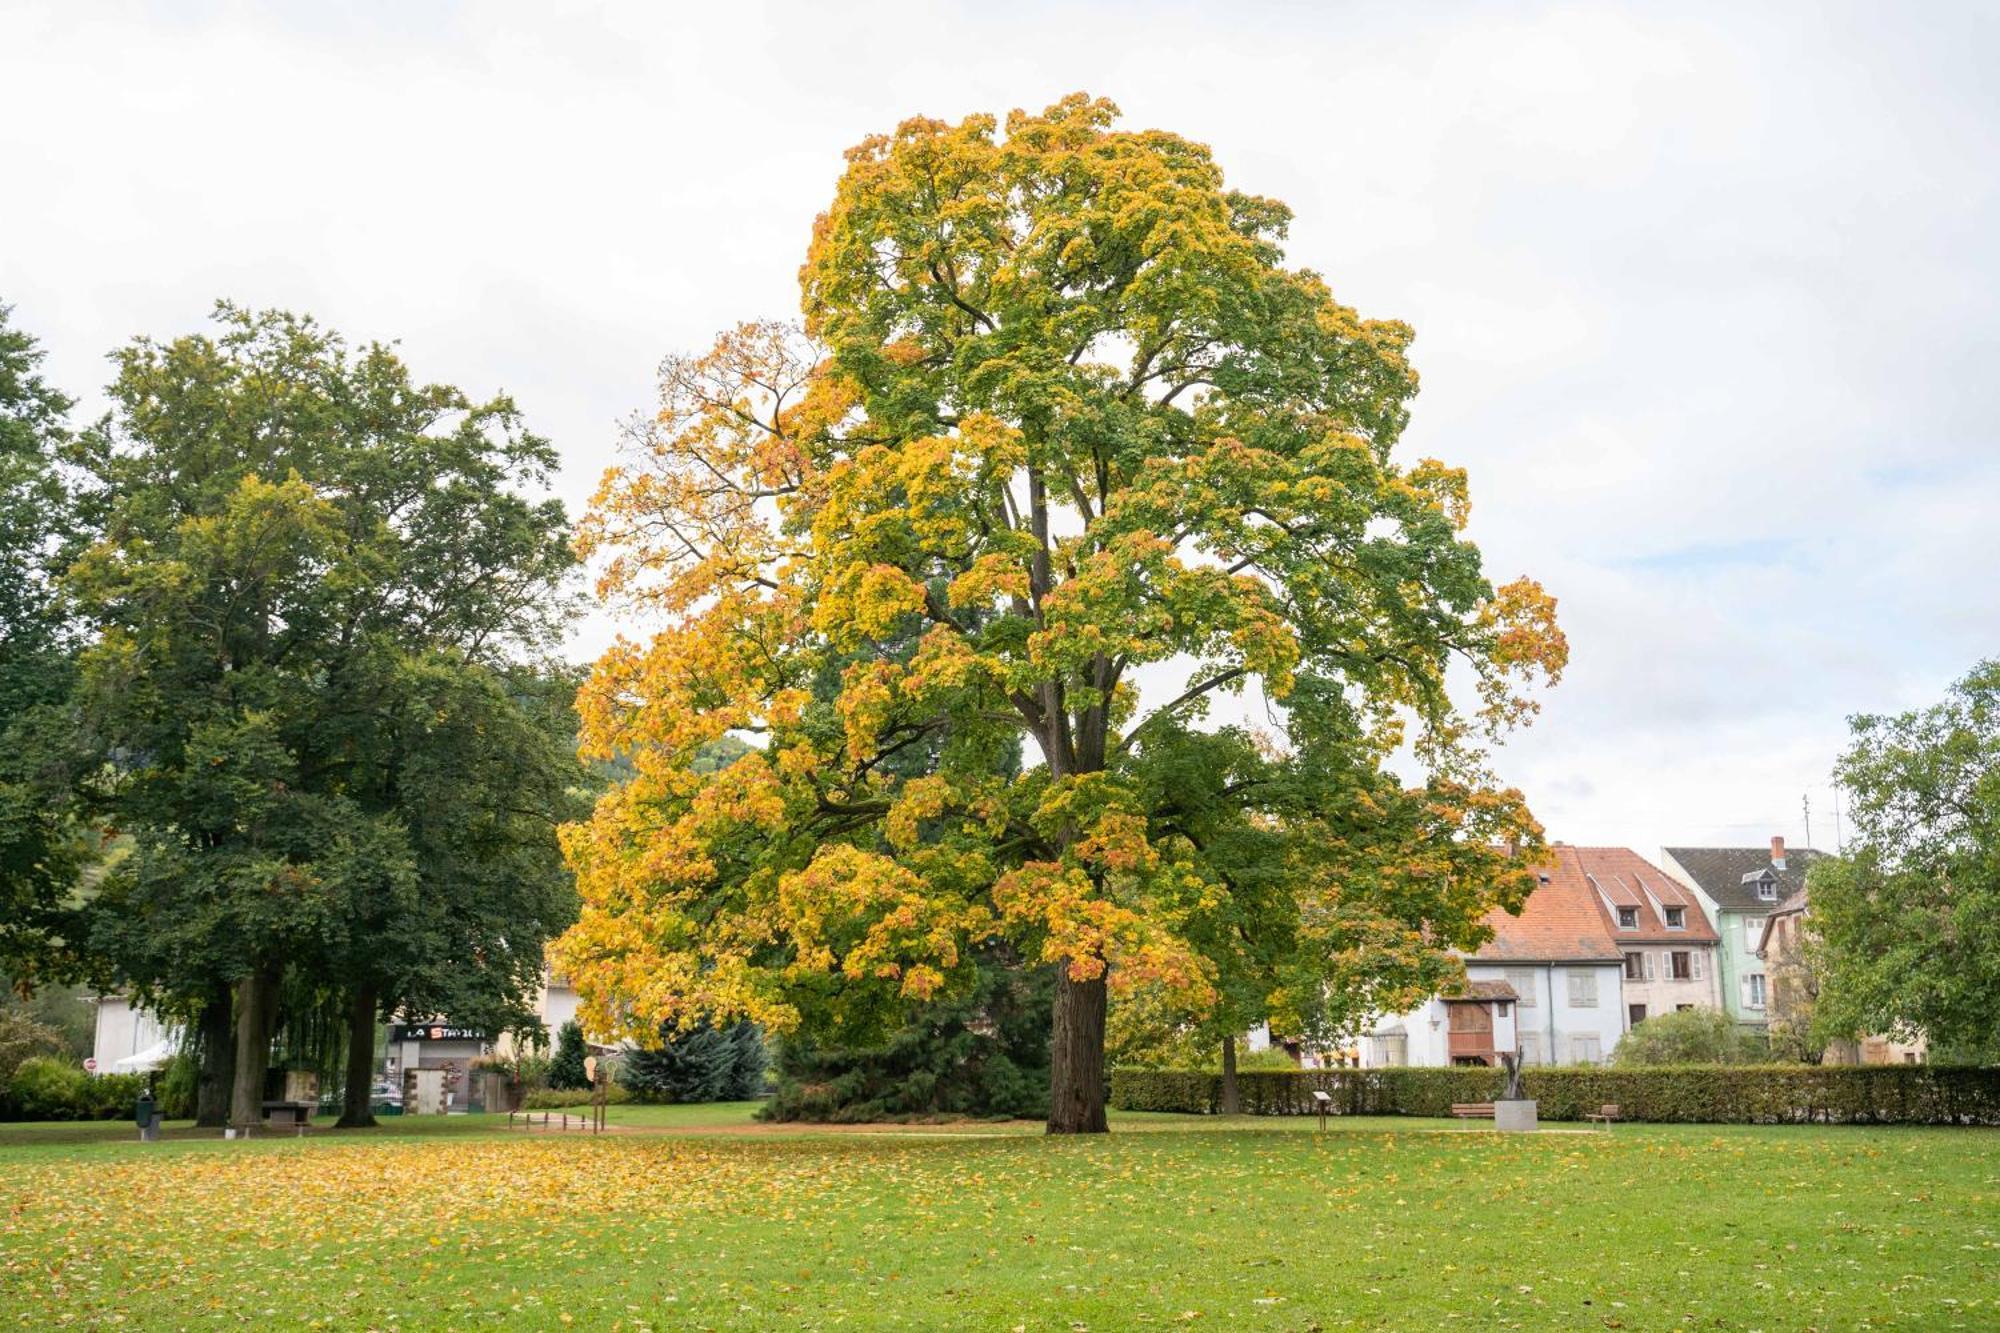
<box><xmin>1</xmin><ymin>1058</ymin><xmax>152</xmax><ymax>1122</ymax></box>
<box><xmin>157</xmin><ymin>1051</ymin><xmax>199</xmax><ymax>1120</ymax></box>
<box><xmin>0</xmin><ymin>1011</ymin><xmax>67</xmax><ymax>1086</ymax></box>
<box><xmin>1109</xmin><ymin>1064</ymin><xmax>2000</xmax><ymax>1124</ymax></box>
<box><xmin>519</xmin><ymin>1085</ymin><xmax>632</xmax><ymax>1110</ymax></box>
<box><xmin>1615</xmin><ymin>1008</ymin><xmax>1766</xmax><ymax>1065</ymax></box>
<box><xmin>5</xmin><ymin>1056</ymin><xmax>88</xmax><ymax>1119</ymax></box>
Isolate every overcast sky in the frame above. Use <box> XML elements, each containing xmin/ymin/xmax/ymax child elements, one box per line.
<box><xmin>4</xmin><ymin>1</ymin><xmax>1995</xmax><ymax>856</ymax></box>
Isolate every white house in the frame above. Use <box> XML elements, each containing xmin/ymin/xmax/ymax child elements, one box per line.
<box><xmin>91</xmin><ymin>966</ymin><xmax>584</xmax><ymax>1079</ymax></box>
<box><xmin>1360</xmin><ymin>846</ymin><xmax>1632</xmax><ymax>1067</ymax></box>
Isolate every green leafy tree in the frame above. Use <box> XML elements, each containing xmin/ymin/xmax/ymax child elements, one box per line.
<box><xmin>1807</xmin><ymin>661</ymin><xmax>2000</xmax><ymax>1058</ymax></box>
<box><xmin>547</xmin><ymin>1019</ymin><xmax>591</xmax><ymax>1091</ymax></box>
<box><xmin>1613</xmin><ymin>1007</ymin><xmax>1765</xmax><ymax>1066</ymax></box>
<box><xmin>73</xmin><ymin>304</ymin><xmax>580</xmax><ymax>1130</ymax></box>
<box><xmin>0</xmin><ymin>303</ymin><xmax>95</xmax><ymax>982</ymax></box>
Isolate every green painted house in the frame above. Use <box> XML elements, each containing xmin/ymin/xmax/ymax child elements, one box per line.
<box><xmin>1661</xmin><ymin>838</ymin><xmax>1828</xmax><ymax>1030</ymax></box>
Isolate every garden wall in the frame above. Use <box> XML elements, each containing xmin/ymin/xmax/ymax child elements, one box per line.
<box><xmin>1110</xmin><ymin>1065</ymin><xmax>2000</xmax><ymax>1125</ymax></box>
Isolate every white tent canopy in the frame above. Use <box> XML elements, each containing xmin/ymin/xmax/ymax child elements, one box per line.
<box><xmin>109</xmin><ymin>1038</ymin><xmax>177</xmax><ymax>1073</ymax></box>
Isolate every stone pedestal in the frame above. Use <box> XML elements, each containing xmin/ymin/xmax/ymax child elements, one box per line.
<box><xmin>1493</xmin><ymin>1099</ymin><xmax>1538</xmax><ymax>1132</ymax></box>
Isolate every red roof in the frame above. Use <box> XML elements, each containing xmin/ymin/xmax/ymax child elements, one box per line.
<box><xmin>1570</xmin><ymin>846</ymin><xmax>1719</xmax><ymax>942</ymax></box>
<box><xmin>1471</xmin><ymin>845</ymin><xmax>1717</xmax><ymax>962</ymax></box>
<box><xmin>1470</xmin><ymin>848</ymin><xmax>1626</xmax><ymax>963</ymax></box>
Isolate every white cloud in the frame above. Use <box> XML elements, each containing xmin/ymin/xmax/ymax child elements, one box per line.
<box><xmin>3</xmin><ymin>0</ymin><xmax>1994</xmax><ymax>850</ymax></box>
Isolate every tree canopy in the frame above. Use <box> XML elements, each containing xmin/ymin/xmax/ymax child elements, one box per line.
<box><xmin>0</xmin><ymin>303</ymin><xmax>94</xmax><ymax>981</ymax></box>
<box><xmin>72</xmin><ymin>304</ymin><xmax>582</xmax><ymax>1127</ymax></box>
<box><xmin>1807</xmin><ymin>660</ymin><xmax>2000</xmax><ymax>1061</ymax></box>
<box><xmin>555</xmin><ymin>95</ymin><xmax>1565</xmax><ymax>1131</ymax></box>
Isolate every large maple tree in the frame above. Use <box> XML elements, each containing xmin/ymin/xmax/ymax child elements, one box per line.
<box><xmin>558</xmin><ymin>95</ymin><xmax>1566</xmax><ymax>1131</ymax></box>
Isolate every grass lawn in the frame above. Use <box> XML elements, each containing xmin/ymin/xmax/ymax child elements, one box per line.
<box><xmin>1</xmin><ymin>1113</ymin><xmax>1993</xmax><ymax>1330</ymax></box>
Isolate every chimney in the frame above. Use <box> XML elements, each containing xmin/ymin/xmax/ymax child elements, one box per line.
<box><xmin>1770</xmin><ymin>835</ymin><xmax>1787</xmax><ymax>870</ymax></box>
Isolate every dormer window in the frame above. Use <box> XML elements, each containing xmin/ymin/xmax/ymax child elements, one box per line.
<box><xmin>1616</xmin><ymin>906</ymin><xmax>1639</xmax><ymax>930</ymax></box>
<box><xmin>1665</xmin><ymin>906</ymin><xmax>1686</xmax><ymax>929</ymax></box>
<box><xmin>1758</xmin><ymin>878</ymin><xmax>1777</xmax><ymax>902</ymax></box>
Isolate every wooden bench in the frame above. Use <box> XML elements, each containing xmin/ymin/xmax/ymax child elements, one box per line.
<box><xmin>1450</xmin><ymin>1102</ymin><xmax>1496</xmax><ymax>1120</ymax></box>
<box><xmin>1585</xmin><ymin>1103</ymin><xmax>1621</xmax><ymax>1130</ymax></box>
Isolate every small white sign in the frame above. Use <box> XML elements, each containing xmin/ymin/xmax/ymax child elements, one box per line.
<box><xmin>83</xmin><ymin>1058</ymin><xmax>97</xmax><ymax>1073</ymax></box>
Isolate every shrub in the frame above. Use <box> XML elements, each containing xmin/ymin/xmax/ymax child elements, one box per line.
<box><xmin>1615</xmin><ymin>1008</ymin><xmax>1765</xmax><ymax>1065</ymax></box>
<box><xmin>157</xmin><ymin>1051</ymin><xmax>199</xmax><ymax>1120</ymax></box>
<box><xmin>5</xmin><ymin>1056</ymin><xmax>88</xmax><ymax>1119</ymax></box>
<box><xmin>2</xmin><ymin>1058</ymin><xmax>150</xmax><ymax>1121</ymax></box>
<box><xmin>0</xmin><ymin>1011</ymin><xmax>67</xmax><ymax>1086</ymax></box>
<box><xmin>1108</xmin><ymin>1064</ymin><xmax>2000</xmax><ymax>1125</ymax></box>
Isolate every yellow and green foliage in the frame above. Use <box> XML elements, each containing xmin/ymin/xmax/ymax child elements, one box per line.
<box><xmin>557</xmin><ymin>95</ymin><xmax>1566</xmax><ymax>1128</ymax></box>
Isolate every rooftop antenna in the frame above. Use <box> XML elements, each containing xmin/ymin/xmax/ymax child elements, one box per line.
<box><xmin>1803</xmin><ymin>793</ymin><xmax>1813</xmax><ymax>851</ymax></box>
<box><xmin>1833</xmin><ymin>787</ymin><xmax>1844</xmax><ymax>853</ymax></box>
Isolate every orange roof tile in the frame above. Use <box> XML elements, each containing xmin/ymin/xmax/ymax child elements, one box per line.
<box><xmin>1571</xmin><ymin>846</ymin><xmax>1719</xmax><ymax>942</ymax></box>
<box><xmin>1470</xmin><ymin>848</ymin><xmax>1625</xmax><ymax>963</ymax></box>
<box><xmin>1471</xmin><ymin>845</ymin><xmax>1717</xmax><ymax>962</ymax></box>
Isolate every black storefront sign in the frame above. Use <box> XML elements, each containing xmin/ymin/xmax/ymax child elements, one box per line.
<box><xmin>388</xmin><ymin>1023</ymin><xmax>488</xmax><ymax>1043</ymax></box>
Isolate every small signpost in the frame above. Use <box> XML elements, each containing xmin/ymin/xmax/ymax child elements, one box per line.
<box><xmin>1312</xmin><ymin>1088</ymin><xmax>1332</xmax><ymax>1132</ymax></box>
<box><xmin>83</xmin><ymin>1057</ymin><xmax>97</xmax><ymax>1073</ymax></box>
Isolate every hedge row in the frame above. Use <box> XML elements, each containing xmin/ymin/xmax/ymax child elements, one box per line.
<box><xmin>0</xmin><ymin>1058</ymin><xmax>152</xmax><ymax>1122</ymax></box>
<box><xmin>1110</xmin><ymin>1064</ymin><xmax>2000</xmax><ymax>1125</ymax></box>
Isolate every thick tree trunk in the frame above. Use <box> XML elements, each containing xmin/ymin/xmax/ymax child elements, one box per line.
<box><xmin>1046</xmin><ymin>973</ymin><xmax>1108</xmax><ymax>1134</ymax></box>
<box><xmin>194</xmin><ymin>987</ymin><xmax>235</xmax><ymax>1128</ymax></box>
<box><xmin>228</xmin><ymin>970</ymin><xmax>277</xmax><ymax>1132</ymax></box>
<box><xmin>1220</xmin><ymin>1033</ymin><xmax>1241</xmax><ymax>1115</ymax></box>
<box><xmin>336</xmin><ymin>982</ymin><xmax>379</xmax><ymax>1129</ymax></box>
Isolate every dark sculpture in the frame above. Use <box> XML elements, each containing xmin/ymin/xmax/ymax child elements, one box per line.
<box><xmin>1500</xmin><ymin>1051</ymin><xmax>1525</xmax><ymax>1101</ymax></box>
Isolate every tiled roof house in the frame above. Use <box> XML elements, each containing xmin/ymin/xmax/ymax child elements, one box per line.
<box><xmin>1662</xmin><ymin>837</ymin><xmax>1827</xmax><ymax>1026</ymax></box>
<box><xmin>1359</xmin><ymin>845</ymin><xmax>1719</xmax><ymax>1068</ymax></box>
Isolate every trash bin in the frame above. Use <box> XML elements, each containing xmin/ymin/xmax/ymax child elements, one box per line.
<box><xmin>136</xmin><ymin>1091</ymin><xmax>162</xmax><ymax>1142</ymax></box>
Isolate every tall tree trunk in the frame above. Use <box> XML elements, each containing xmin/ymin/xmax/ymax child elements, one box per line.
<box><xmin>1220</xmin><ymin>1033</ymin><xmax>1241</xmax><ymax>1115</ymax></box>
<box><xmin>1046</xmin><ymin>973</ymin><xmax>1108</xmax><ymax>1134</ymax></box>
<box><xmin>228</xmin><ymin>970</ymin><xmax>277</xmax><ymax>1132</ymax></box>
<box><xmin>194</xmin><ymin>987</ymin><xmax>235</xmax><ymax>1128</ymax></box>
<box><xmin>336</xmin><ymin>982</ymin><xmax>379</xmax><ymax>1129</ymax></box>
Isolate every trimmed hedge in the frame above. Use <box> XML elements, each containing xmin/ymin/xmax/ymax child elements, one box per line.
<box><xmin>1110</xmin><ymin>1064</ymin><xmax>2000</xmax><ymax>1125</ymax></box>
<box><xmin>1</xmin><ymin>1059</ymin><xmax>152</xmax><ymax>1122</ymax></box>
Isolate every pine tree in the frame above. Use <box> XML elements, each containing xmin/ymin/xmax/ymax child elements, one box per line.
<box><xmin>618</xmin><ymin>1016</ymin><xmax>766</xmax><ymax>1103</ymax></box>
<box><xmin>548</xmin><ymin>1020</ymin><xmax>591</xmax><ymax>1091</ymax></box>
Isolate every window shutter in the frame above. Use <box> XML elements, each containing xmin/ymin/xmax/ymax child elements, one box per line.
<box><xmin>1644</xmin><ymin>952</ymin><xmax>1655</xmax><ymax>981</ymax></box>
<box><xmin>1693</xmin><ymin>951</ymin><xmax>1704</xmax><ymax>981</ymax></box>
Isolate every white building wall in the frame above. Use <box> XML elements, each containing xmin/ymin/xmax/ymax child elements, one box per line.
<box><xmin>1472</xmin><ymin>962</ymin><xmax>1625</xmax><ymax>1065</ymax></box>
<box><xmin>1359</xmin><ymin>963</ymin><xmax>1626</xmax><ymax>1068</ymax></box>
